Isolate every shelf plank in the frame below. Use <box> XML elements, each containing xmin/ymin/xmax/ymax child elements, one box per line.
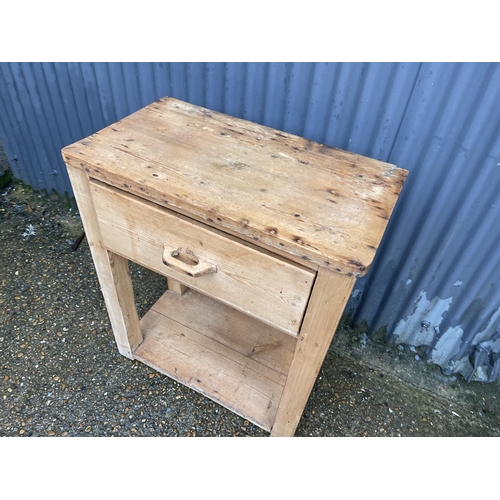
<box><xmin>135</xmin><ymin>289</ymin><xmax>296</xmax><ymax>432</ymax></box>
<box><xmin>151</xmin><ymin>289</ymin><xmax>296</xmax><ymax>375</ymax></box>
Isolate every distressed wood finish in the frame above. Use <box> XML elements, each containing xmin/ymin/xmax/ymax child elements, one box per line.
<box><xmin>62</xmin><ymin>97</ymin><xmax>408</xmax><ymax>276</ymax></box>
<box><xmin>63</xmin><ymin>97</ymin><xmax>408</xmax><ymax>436</ymax></box>
<box><xmin>271</xmin><ymin>269</ymin><xmax>356</xmax><ymax>436</ymax></box>
<box><xmin>90</xmin><ymin>180</ymin><xmax>315</xmax><ymax>337</ymax></box>
<box><xmin>167</xmin><ymin>278</ymin><xmax>187</xmax><ymax>295</ymax></box>
<box><xmin>136</xmin><ymin>289</ymin><xmax>295</xmax><ymax>431</ymax></box>
<box><xmin>66</xmin><ymin>165</ymin><xmax>142</xmax><ymax>358</ymax></box>
<box><xmin>150</xmin><ymin>288</ymin><xmax>296</xmax><ymax>374</ymax></box>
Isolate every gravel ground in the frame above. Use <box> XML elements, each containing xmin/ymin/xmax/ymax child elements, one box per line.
<box><xmin>1</xmin><ymin>180</ymin><xmax>500</xmax><ymax>437</ymax></box>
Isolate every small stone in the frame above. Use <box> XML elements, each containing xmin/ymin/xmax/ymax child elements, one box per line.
<box><xmin>85</xmin><ymin>426</ymin><xmax>91</xmax><ymax>432</ymax></box>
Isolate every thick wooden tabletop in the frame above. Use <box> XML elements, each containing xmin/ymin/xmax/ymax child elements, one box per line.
<box><xmin>62</xmin><ymin>97</ymin><xmax>407</xmax><ymax>276</ymax></box>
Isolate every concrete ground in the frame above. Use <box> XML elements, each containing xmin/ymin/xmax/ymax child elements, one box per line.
<box><xmin>1</xmin><ymin>180</ymin><xmax>500</xmax><ymax>437</ymax></box>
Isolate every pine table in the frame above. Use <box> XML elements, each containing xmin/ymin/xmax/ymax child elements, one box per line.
<box><xmin>62</xmin><ymin>97</ymin><xmax>407</xmax><ymax>436</ymax></box>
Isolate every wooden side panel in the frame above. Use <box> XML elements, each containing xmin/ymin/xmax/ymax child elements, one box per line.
<box><xmin>90</xmin><ymin>181</ymin><xmax>315</xmax><ymax>337</ymax></box>
<box><xmin>271</xmin><ymin>268</ymin><xmax>356</xmax><ymax>436</ymax></box>
<box><xmin>66</xmin><ymin>165</ymin><xmax>142</xmax><ymax>358</ymax></box>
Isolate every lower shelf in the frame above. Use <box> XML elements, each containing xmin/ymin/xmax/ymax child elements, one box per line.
<box><xmin>135</xmin><ymin>288</ymin><xmax>297</xmax><ymax>432</ymax></box>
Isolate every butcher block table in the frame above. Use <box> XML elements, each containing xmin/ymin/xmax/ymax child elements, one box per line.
<box><xmin>62</xmin><ymin>97</ymin><xmax>407</xmax><ymax>437</ymax></box>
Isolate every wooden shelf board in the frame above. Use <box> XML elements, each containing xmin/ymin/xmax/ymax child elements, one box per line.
<box><xmin>135</xmin><ymin>289</ymin><xmax>296</xmax><ymax>432</ymax></box>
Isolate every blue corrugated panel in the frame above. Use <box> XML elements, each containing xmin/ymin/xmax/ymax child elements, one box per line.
<box><xmin>0</xmin><ymin>62</ymin><xmax>420</xmax><ymax>193</ymax></box>
<box><xmin>353</xmin><ymin>62</ymin><xmax>500</xmax><ymax>381</ymax></box>
<box><xmin>1</xmin><ymin>62</ymin><xmax>499</xmax><ymax>381</ymax></box>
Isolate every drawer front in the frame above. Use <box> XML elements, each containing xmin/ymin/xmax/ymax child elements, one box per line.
<box><xmin>90</xmin><ymin>181</ymin><xmax>315</xmax><ymax>336</ymax></box>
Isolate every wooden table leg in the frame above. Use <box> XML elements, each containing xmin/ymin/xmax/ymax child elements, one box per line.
<box><xmin>271</xmin><ymin>268</ymin><xmax>356</xmax><ymax>437</ymax></box>
<box><xmin>167</xmin><ymin>278</ymin><xmax>187</xmax><ymax>295</ymax></box>
<box><xmin>66</xmin><ymin>165</ymin><xmax>143</xmax><ymax>359</ymax></box>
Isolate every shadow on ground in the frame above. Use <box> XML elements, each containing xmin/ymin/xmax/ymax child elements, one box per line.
<box><xmin>1</xmin><ymin>180</ymin><xmax>499</xmax><ymax>437</ymax></box>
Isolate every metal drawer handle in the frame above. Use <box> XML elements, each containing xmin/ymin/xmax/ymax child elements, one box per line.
<box><xmin>162</xmin><ymin>245</ymin><xmax>217</xmax><ymax>278</ymax></box>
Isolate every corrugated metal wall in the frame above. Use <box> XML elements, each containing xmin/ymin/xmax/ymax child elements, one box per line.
<box><xmin>1</xmin><ymin>62</ymin><xmax>499</xmax><ymax>382</ymax></box>
<box><xmin>353</xmin><ymin>62</ymin><xmax>500</xmax><ymax>383</ymax></box>
<box><xmin>0</xmin><ymin>62</ymin><xmax>422</xmax><ymax>193</ymax></box>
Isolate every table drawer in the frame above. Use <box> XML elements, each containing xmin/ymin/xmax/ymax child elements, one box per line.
<box><xmin>89</xmin><ymin>181</ymin><xmax>315</xmax><ymax>336</ymax></box>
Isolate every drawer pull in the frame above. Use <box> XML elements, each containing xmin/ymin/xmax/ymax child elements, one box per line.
<box><xmin>162</xmin><ymin>245</ymin><xmax>217</xmax><ymax>278</ymax></box>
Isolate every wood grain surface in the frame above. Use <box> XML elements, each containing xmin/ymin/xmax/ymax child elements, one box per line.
<box><xmin>271</xmin><ymin>268</ymin><xmax>355</xmax><ymax>436</ymax></box>
<box><xmin>136</xmin><ymin>289</ymin><xmax>296</xmax><ymax>431</ymax></box>
<box><xmin>66</xmin><ymin>166</ymin><xmax>142</xmax><ymax>358</ymax></box>
<box><xmin>90</xmin><ymin>181</ymin><xmax>315</xmax><ymax>337</ymax></box>
<box><xmin>62</xmin><ymin>97</ymin><xmax>408</xmax><ymax>276</ymax></box>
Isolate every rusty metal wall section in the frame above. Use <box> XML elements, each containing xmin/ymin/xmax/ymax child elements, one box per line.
<box><xmin>1</xmin><ymin>62</ymin><xmax>499</xmax><ymax>381</ymax></box>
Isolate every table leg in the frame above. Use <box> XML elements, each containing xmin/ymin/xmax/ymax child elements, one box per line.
<box><xmin>271</xmin><ymin>268</ymin><xmax>356</xmax><ymax>437</ymax></box>
<box><xmin>167</xmin><ymin>278</ymin><xmax>187</xmax><ymax>295</ymax></box>
<box><xmin>66</xmin><ymin>165</ymin><xmax>143</xmax><ymax>358</ymax></box>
